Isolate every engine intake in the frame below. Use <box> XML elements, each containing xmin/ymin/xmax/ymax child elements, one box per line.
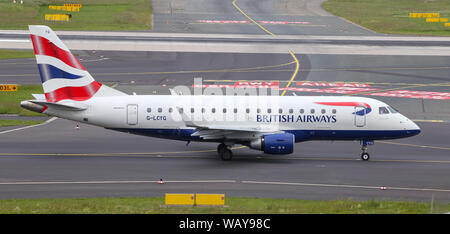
<box><xmin>250</xmin><ymin>133</ymin><xmax>295</xmax><ymax>154</ymax></box>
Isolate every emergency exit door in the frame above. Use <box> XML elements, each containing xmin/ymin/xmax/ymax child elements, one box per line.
<box><xmin>127</xmin><ymin>104</ymin><xmax>138</xmax><ymax>125</ymax></box>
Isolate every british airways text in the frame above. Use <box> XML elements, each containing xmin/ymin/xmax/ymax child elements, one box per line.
<box><xmin>256</xmin><ymin>114</ymin><xmax>337</xmax><ymax>123</ymax></box>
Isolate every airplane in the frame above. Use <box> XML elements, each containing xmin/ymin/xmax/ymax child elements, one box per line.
<box><xmin>21</xmin><ymin>25</ymin><xmax>421</xmax><ymax>161</ymax></box>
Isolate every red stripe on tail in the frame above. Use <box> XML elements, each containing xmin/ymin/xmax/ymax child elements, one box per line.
<box><xmin>30</xmin><ymin>35</ymin><xmax>86</xmax><ymax>71</ymax></box>
<box><xmin>45</xmin><ymin>81</ymin><xmax>102</xmax><ymax>102</ymax></box>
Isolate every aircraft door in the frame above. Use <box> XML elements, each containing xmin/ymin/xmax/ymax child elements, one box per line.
<box><xmin>127</xmin><ymin>104</ymin><xmax>138</xmax><ymax>125</ymax></box>
<box><xmin>354</xmin><ymin>106</ymin><xmax>366</xmax><ymax>127</ymax></box>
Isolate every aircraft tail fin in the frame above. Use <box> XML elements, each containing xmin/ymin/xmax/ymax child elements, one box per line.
<box><xmin>28</xmin><ymin>25</ymin><xmax>126</xmax><ymax>103</ymax></box>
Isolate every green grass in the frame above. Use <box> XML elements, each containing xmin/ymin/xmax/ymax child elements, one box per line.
<box><xmin>0</xmin><ymin>49</ymin><xmax>35</xmax><ymax>60</ymax></box>
<box><xmin>0</xmin><ymin>197</ymin><xmax>448</xmax><ymax>214</ymax></box>
<box><xmin>0</xmin><ymin>0</ymin><xmax>152</xmax><ymax>30</ymax></box>
<box><xmin>0</xmin><ymin>119</ymin><xmax>44</xmax><ymax>127</ymax></box>
<box><xmin>0</xmin><ymin>84</ymin><xmax>44</xmax><ymax>116</ymax></box>
<box><xmin>322</xmin><ymin>0</ymin><xmax>450</xmax><ymax>36</ymax></box>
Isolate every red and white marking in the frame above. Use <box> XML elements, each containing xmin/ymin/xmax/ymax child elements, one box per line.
<box><xmin>195</xmin><ymin>82</ymin><xmax>450</xmax><ymax>101</ymax></box>
<box><xmin>196</xmin><ymin>20</ymin><xmax>250</xmax><ymax>24</ymax></box>
<box><xmin>368</xmin><ymin>90</ymin><xmax>450</xmax><ymax>100</ymax></box>
<box><xmin>195</xmin><ymin>20</ymin><xmax>310</xmax><ymax>25</ymax></box>
<box><xmin>259</xmin><ymin>21</ymin><xmax>310</xmax><ymax>25</ymax></box>
<box><xmin>193</xmin><ymin>84</ymin><xmax>278</xmax><ymax>89</ymax></box>
<box><xmin>235</xmin><ymin>81</ymin><xmax>279</xmax><ymax>87</ymax></box>
<box><xmin>297</xmin><ymin>82</ymin><xmax>371</xmax><ymax>88</ymax></box>
<box><xmin>282</xmin><ymin>87</ymin><xmax>378</xmax><ymax>94</ymax></box>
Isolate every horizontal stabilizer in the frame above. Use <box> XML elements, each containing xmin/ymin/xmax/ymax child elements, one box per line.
<box><xmin>32</xmin><ymin>94</ymin><xmax>46</xmax><ymax>100</ymax></box>
<box><xmin>29</xmin><ymin>100</ymin><xmax>87</xmax><ymax>111</ymax></box>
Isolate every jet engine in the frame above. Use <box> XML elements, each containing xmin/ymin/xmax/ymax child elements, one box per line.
<box><xmin>249</xmin><ymin>133</ymin><xmax>295</xmax><ymax>154</ymax></box>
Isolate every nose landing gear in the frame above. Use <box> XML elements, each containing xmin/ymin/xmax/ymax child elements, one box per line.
<box><xmin>361</xmin><ymin>147</ymin><xmax>370</xmax><ymax>161</ymax></box>
<box><xmin>360</xmin><ymin>140</ymin><xmax>373</xmax><ymax>161</ymax></box>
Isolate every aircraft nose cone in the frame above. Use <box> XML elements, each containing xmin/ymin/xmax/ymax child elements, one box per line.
<box><xmin>407</xmin><ymin>120</ymin><xmax>421</xmax><ymax>136</ymax></box>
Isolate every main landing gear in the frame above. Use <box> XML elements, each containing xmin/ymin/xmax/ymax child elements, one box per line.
<box><xmin>360</xmin><ymin>140</ymin><xmax>374</xmax><ymax>161</ymax></box>
<box><xmin>217</xmin><ymin>143</ymin><xmax>233</xmax><ymax>161</ymax></box>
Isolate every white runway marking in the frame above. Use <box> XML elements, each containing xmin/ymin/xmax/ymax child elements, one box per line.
<box><xmin>0</xmin><ymin>180</ymin><xmax>236</xmax><ymax>186</ymax></box>
<box><xmin>0</xmin><ymin>117</ymin><xmax>57</xmax><ymax>135</ymax></box>
<box><xmin>1</xmin><ymin>179</ymin><xmax>449</xmax><ymax>194</ymax></box>
<box><xmin>0</xmin><ymin>39</ymin><xmax>30</xmax><ymax>43</ymax></box>
<box><xmin>242</xmin><ymin>181</ymin><xmax>450</xmax><ymax>193</ymax></box>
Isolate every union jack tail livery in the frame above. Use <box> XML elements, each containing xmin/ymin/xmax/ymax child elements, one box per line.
<box><xmin>29</xmin><ymin>25</ymin><xmax>125</xmax><ymax>103</ymax></box>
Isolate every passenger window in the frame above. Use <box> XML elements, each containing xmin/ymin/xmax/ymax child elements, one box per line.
<box><xmin>379</xmin><ymin>107</ymin><xmax>390</xmax><ymax>115</ymax></box>
<box><xmin>223</xmin><ymin>108</ymin><xmax>226</xmax><ymax>113</ymax></box>
<box><xmin>279</xmin><ymin>108</ymin><xmax>283</xmax><ymax>114</ymax></box>
<box><xmin>267</xmin><ymin>108</ymin><xmax>272</xmax><ymax>114</ymax></box>
<box><xmin>158</xmin><ymin>108</ymin><xmax>162</xmax><ymax>113</ymax></box>
<box><xmin>212</xmin><ymin>108</ymin><xmax>216</xmax><ymax>113</ymax></box>
<box><xmin>168</xmin><ymin>108</ymin><xmax>173</xmax><ymax>113</ymax></box>
<box><xmin>234</xmin><ymin>108</ymin><xmax>238</xmax><ymax>113</ymax></box>
<box><xmin>289</xmin><ymin>109</ymin><xmax>293</xmax><ymax>114</ymax></box>
<box><xmin>190</xmin><ymin>108</ymin><xmax>194</xmax><ymax>113</ymax></box>
<box><xmin>332</xmin><ymin>109</ymin><xmax>336</xmax><ymax>114</ymax></box>
<box><xmin>321</xmin><ymin>109</ymin><xmax>326</xmax><ymax>114</ymax></box>
<box><xmin>311</xmin><ymin>109</ymin><xmax>315</xmax><ymax>114</ymax></box>
<box><xmin>202</xmin><ymin>108</ymin><xmax>205</xmax><ymax>113</ymax></box>
<box><xmin>179</xmin><ymin>108</ymin><xmax>183</xmax><ymax>113</ymax></box>
<box><xmin>147</xmin><ymin>108</ymin><xmax>151</xmax><ymax>113</ymax></box>
<box><xmin>246</xmin><ymin>108</ymin><xmax>250</xmax><ymax>114</ymax></box>
<box><xmin>257</xmin><ymin>108</ymin><xmax>261</xmax><ymax>113</ymax></box>
<box><xmin>300</xmin><ymin>109</ymin><xmax>304</xmax><ymax>114</ymax></box>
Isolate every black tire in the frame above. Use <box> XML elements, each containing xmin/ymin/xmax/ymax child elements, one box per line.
<box><xmin>220</xmin><ymin>149</ymin><xmax>233</xmax><ymax>161</ymax></box>
<box><xmin>361</xmin><ymin>152</ymin><xmax>370</xmax><ymax>161</ymax></box>
<box><xmin>217</xmin><ymin>143</ymin><xmax>226</xmax><ymax>154</ymax></box>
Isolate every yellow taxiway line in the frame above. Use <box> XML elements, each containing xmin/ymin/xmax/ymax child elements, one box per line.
<box><xmin>281</xmin><ymin>50</ymin><xmax>299</xmax><ymax>96</ymax></box>
<box><xmin>232</xmin><ymin>0</ymin><xmax>276</xmax><ymax>36</ymax></box>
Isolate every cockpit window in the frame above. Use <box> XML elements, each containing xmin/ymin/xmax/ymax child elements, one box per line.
<box><xmin>387</xmin><ymin>106</ymin><xmax>398</xmax><ymax>113</ymax></box>
<box><xmin>379</xmin><ymin>107</ymin><xmax>390</xmax><ymax>115</ymax></box>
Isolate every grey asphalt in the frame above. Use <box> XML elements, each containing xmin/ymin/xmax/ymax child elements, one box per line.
<box><xmin>2</xmin><ymin>52</ymin><xmax>449</xmax><ymax>86</ymax></box>
<box><xmin>2</xmin><ymin>51</ymin><xmax>449</xmax><ymax>120</ymax></box>
<box><xmin>152</xmin><ymin>0</ymin><xmax>375</xmax><ymax>35</ymax></box>
<box><xmin>1</xmin><ymin>0</ymin><xmax>449</xmax><ymax>203</ymax></box>
<box><xmin>4</xmin><ymin>33</ymin><xmax>450</xmax><ymax>47</ymax></box>
<box><xmin>0</xmin><ymin>118</ymin><xmax>449</xmax><ymax>202</ymax></box>
<box><xmin>1</xmin><ymin>51</ymin><xmax>450</xmax><ymax>202</ymax></box>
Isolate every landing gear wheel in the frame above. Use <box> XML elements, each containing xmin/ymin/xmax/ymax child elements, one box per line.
<box><xmin>217</xmin><ymin>143</ymin><xmax>227</xmax><ymax>154</ymax></box>
<box><xmin>360</xmin><ymin>140</ymin><xmax>373</xmax><ymax>161</ymax></box>
<box><xmin>219</xmin><ymin>148</ymin><xmax>233</xmax><ymax>161</ymax></box>
<box><xmin>361</xmin><ymin>152</ymin><xmax>370</xmax><ymax>161</ymax></box>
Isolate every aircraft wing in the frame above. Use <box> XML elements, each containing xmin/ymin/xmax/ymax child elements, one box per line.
<box><xmin>180</xmin><ymin>113</ymin><xmax>281</xmax><ymax>140</ymax></box>
<box><xmin>176</xmin><ymin>107</ymin><xmax>282</xmax><ymax>139</ymax></box>
<box><xmin>189</xmin><ymin>124</ymin><xmax>281</xmax><ymax>140</ymax></box>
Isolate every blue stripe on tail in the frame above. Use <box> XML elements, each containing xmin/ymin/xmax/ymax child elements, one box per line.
<box><xmin>37</xmin><ymin>64</ymin><xmax>83</xmax><ymax>83</ymax></box>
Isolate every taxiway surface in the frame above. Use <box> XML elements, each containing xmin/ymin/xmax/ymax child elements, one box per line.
<box><xmin>0</xmin><ymin>0</ymin><xmax>449</xmax><ymax>203</ymax></box>
<box><xmin>0</xmin><ymin>118</ymin><xmax>450</xmax><ymax>202</ymax></box>
<box><xmin>1</xmin><ymin>51</ymin><xmax>450</xmax><ymax>202</ymax></box>
<box><xmin>152</xmin><ymin>0</ymin><xmax>374</xmax><ymax>35</ymax></box>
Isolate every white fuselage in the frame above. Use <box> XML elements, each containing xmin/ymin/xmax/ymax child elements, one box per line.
<box><xmin>44</xmin><ymin>95</ymin><xmax>421</xmax><ymax>143</ymax></box>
